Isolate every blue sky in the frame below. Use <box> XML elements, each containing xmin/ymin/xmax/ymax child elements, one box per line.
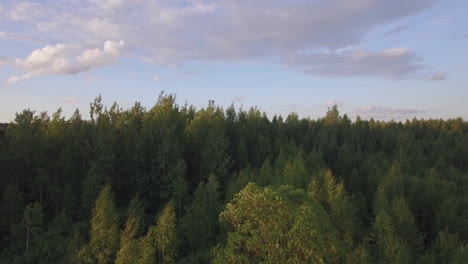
<box><xmin>0</xmin><ymin>0</ymin><xmax>467</xmax><ymax>122</ymax></box>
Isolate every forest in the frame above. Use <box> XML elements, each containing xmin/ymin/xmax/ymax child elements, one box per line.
<box><xmin>0</xmin><ymin>93</ymin><xmax>467</xmax><ymax>264</ymax></box>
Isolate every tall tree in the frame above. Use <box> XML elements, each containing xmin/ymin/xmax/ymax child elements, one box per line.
<box><xmin>180</xmin><ymin>174</ymin><xmax>222</xmax><ymax>262</ymax></box>
<box><xmin>115</xmin><ymin>197</ymin><xmax>144</xmax><ymax>264</ymax></box>
<box><xmin>23</xmin><ymin>202</ymin><xmax>44</xmax><ymax>255</ymax></box>
<box><xmin>79</xmin><ymin>184</ymin><xmax>119</xmax><ymax>264</ymax></box>
<box><xmin>155</xmin><ymin>200</ymin><xmax>177</xmax><ymax>264</ymax></box>
<box><xmin>308</xmin><ymin>169</ymin><xmax>361</xmax><ymax>252</ymax></box>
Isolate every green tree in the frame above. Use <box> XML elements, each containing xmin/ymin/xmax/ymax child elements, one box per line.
<box><xmin>139</xmin><ymin>226</ymin><xmax>157</xmax><ymax>264</ymax></box>
<box><xmin>2</xmin><ymin>185</ymin><xmax>24</xmax><ymax>239</ymax></box>
<box><xmin>281</xmin><ymin>151</ymin><xmax>308</xmax><ymax>188</ymax></box>
<box><xmin>308</xmin><ymin>169</ymin><xmax>361</xmax><ymax>251</ymax></box>
<box><xmin>180</xmin><ymin>174</ymin><xmax>222</xmax><ymax>262</ymax></box>
<box><xmin>23</xmin><ymin>202</ymin><xmax>44</xmax><ymax>255</ymax></box>
<box><xmin>115</xmin><ymin>197</ymin><xmax>144</xmax><ymax>264</ymax></box>
<box><xmin>212</xmin><ymin>183</ymin><xmax>341</xmax><ymax>263</ymax></box>
<box><xmin>138</xmin><ymin>200</ymin><xmax>178</xmax><ymax>264</ymax></box>
<box><xmin>81</xmin><ymin>163</ymin><xmax>107</xmax><ymax>218</ymax></box>
<box><xmin>79</xmin><ymin>184</ymin><xmax>119</xmax><ymax>264</ymax></box>
<box><xmin>155</xmin><ymin>200</ymin><xmax>177</xmax><ymax>264</ymax></box>
<box><xmin>372</xmin><ymin>197</ymin><xmax>422</xmax><ymax>263</ymax></box>
<box><xmin>199</xmin><ymin>129</ymin><xmax>231</xmax><ymax>185</ymax></box>
<box><xmin>169</xmin><ymin>159</ymin><xmax>189</xmax><ymax>220</ymax></box>
<box><xmin>140</xmin><ymin>93</ymin><xmax>185</xmax><ymax>203</ymax></box>
<box><xmin>417</xmin><ymin>230</ymin><xmax>468</xmax><ymax>264</ymax></box>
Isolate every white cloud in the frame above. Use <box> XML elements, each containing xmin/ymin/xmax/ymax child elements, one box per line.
<box><xmin>74</xmin><ymin>40</ymin><xmax>124</xmax><ymax>71</ymax></box>
<box><xmin>7</xmin><ymin>73</ymin><xmax>33</xmax><ymax>84</ymax></box>
<box><xmin>16</xmin><ymin>43</ymin><xmax>69</xmax><ymax>74</ymax></box>
<box><xmin>153</xmin><ymin>75</ymin><xmax>161</xmax><ymax>81</ymax></box>
<box><xmin>8</xmin><ymin>40</ymin><xmax>124</xmax><ymax>83</ymax></box>
<box><xmin>2</xmin><ymin>0</ymin><xmax>441</xmax><ymax>79</ymax></box>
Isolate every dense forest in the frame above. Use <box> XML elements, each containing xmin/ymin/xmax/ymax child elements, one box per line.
<box><xmin>0</xmin><ymin>94</ymin><xmax>467</xmax><ymax>264</ymax></box>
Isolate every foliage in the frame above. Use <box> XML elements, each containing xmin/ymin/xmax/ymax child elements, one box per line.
<box><xmin>212</xmin><ymin>183</ymin><xmax>341</xmax><ymax>263</ymax></box>
<box><xmin>0</xmin><ymin>95</ymin><xmax>466</xmax><ymax>263</ymax></box>
<box><xmin>78</xmin><ymin>184</ymin><xmax>120</xmax><ymax>264</ymax></box>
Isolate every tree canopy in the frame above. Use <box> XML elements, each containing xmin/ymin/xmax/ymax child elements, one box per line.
<box><xmin>0</xmin><ymin>94</ymin><xmax>466</xmax><ymax>263</ymax></box>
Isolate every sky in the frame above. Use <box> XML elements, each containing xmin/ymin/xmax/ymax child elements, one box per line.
<box><xmin>0</xmin><ymin>0</ymin><xmax>467</xmax><ymax>122</ymax></box>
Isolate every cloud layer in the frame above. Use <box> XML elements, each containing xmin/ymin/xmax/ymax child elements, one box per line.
<box><xmin>320</xmin><ymin>100</ymin><xmax>344</xmax><ymax>108</ymax></box>
<box><xmin>355</xmin><ymin>105</ymin><xmax>427</xmax><ymax>120</ymax></box>
<box><xmin>0</xmin><ymin>56</ymin><xmax>9</xmax><ymax>66</ymax></box>
<box><xmin>288</xmin><ymin>48</ymin><xmax>424</xmax><ymax>79</ymax></box>
<box><xmin>59</xmin><ymin>97</ymin><xmax>89</xmax><ymax>105</ymax></box>
<box><xmin>0</xmin><ymin>0</ymin><xmax>441</xmax><ymax>82</ymax></box>
<box><xmin>232</xmin><ymin>96</ymin><xmax>248</xmax><ymax>103</ymax></box>
<box><xmin>421</xmin><ymin>72</ymin><xmax>447</xmax><ymax>81</ymax></box>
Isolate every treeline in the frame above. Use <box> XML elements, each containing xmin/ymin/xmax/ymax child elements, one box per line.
<box><xmin>0</xmin><ymin>94</ymin><xmax>467</xmax><ymax>263</ymax></box>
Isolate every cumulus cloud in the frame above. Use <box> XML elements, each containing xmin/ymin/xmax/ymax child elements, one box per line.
<box><xmin>2</xmin><ymin>0</ymin><xmax>441</xmax><ymax>79</ymax></box>
<box><xmin>8</xmin><ymin>40</ymin><xmax>124</xmax><ymax>83</ymax></box>
<box><xmin>355</xmin><ymin>105</ymin><xmax>427</xmax><ymax>120</ymax></box>
<box><xmin>74</xmin><ymin>41</ymin><xmax>124</xmax><ymax>71</ymax></box>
